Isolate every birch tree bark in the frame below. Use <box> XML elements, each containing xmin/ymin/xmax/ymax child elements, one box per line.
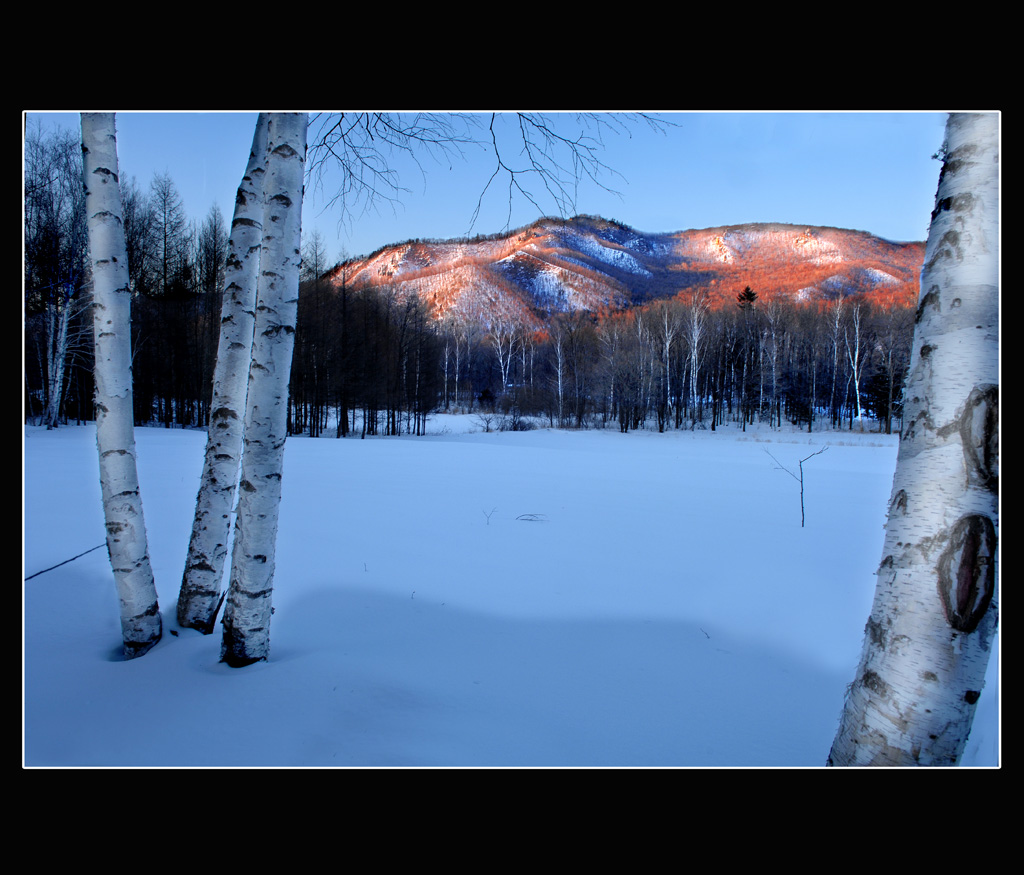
<box><xmin>81</xmin><ymin>112</ymin><xmax>162</xmax><ymax>659</ymax></box>
<box><xmin>828</xmin><ymin>112</ymin><xmax>999</xmax><ymax>766</ymax></box>
<box><xmin>220</xmin><ymin>113</ymin><xmax>307</xmax><ymax>667</ymax></box>
<box><xmin>45</xmin><ymin>288</ymin><xmax>72</xmax><ymax>429</ymax></box>
<box><xmin>177</xmin><ymin>113</ymin><xmax>269</xmax><ymax>633</ymax></box>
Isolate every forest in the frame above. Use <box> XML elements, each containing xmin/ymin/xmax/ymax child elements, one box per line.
<box><xmin>24</xmin><ymin>123</ymin><xmax>916</xmax><ymax>439</ymax></box>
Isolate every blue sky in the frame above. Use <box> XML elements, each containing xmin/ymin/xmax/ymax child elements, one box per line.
<box><xmin>27</xmin><ymin>111</ymin><xmax>948</xmax><ymax>264</ymax></box>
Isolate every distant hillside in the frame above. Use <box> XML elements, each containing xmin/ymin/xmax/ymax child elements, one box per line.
<box><xmin>326</xmin><ymin>215</ymin><xmax>924</xmax><ymax>328</ymax></box>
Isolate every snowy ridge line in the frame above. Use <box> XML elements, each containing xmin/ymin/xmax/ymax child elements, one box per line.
<box><xmin>24</xmin><ymin>543</ymin><xmax>105</xmax><ymax>581</ymax></box>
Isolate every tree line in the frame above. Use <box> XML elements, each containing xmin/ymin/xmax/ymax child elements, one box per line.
<box><xmin>452</xmin><ymin>286</ymin><xmax>916</xmax><ymax>436</ymax></box>
<box><xmin>25</xmin><ymin>123</ymin><xmax>915</xmax><ymax>440</ymax></box>
<box><xmin>25</xmin><ymin>122</ymin><xmax>226</xmax><ymax>430</ymax></box>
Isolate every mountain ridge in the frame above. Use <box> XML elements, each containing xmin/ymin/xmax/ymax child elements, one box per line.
<box><xmin>325</xmin><ymin>215</ymin><xmax>924</xmax><ymax>327</ymax></box>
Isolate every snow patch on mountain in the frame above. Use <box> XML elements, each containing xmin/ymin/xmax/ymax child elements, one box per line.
<box><xmin>791</xmin><ymin>230</ymin><xmax>844</xmax><ymax>265</ymax></box>
<box><xmin>561</xmin><ymin>232</ymin><xmax>652</xmax><ymax>277</ymax></box>
<box><xmin>495</xmin><ymin>252</ymin><xmax>622</xmax><ymax>314</ymax></box>
<box><xmin>860</xmin><ymin>267</ymin><xmax>899</xmax><ymax>285</ymax></box>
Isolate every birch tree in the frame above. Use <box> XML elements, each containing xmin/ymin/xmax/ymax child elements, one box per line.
<box><xmin>490</xmin><ymin>317</ymin><xmax>519</xmax><ymax>392</ymax></box>
<box><xmin>826</xmin><ymin>296</ymin><xmax>845</xmax><ymax>428</ymax></box>
<box><xmin>81</xmin><ymin>112</ymin><xmax>162</xmax><ymax>659</ymax></box>
<box><xmin>828</xmin><ymin>112</ymin><xmax>999</xmax><ymax>766</ymax></box>
<box><xmin>220</xmin><ymin>113</ymin><xmax>307</xmax><ymax>667</ymax></box>
<box><xmin>177</xmin><ymin>113</ymin><xmax>268</xmax><ymax>633</ymax></box>
<box><xmin>683</xmin><ymin>290</ymin><xmax>709</xmax><ymax>425</ymax></box>
<box><xmin>844</xmin><ymin>302</ymin><xmax>866</xmax><ymax>428</ymax></box>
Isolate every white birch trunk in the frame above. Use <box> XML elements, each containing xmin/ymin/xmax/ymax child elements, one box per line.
<box><xmin>81</xmin><ymin>112</ymin><xmax>162</xmax><ymax>659</ymax></box>
<box><xmin>845</xmin><ymin>303</ymin><xmax>865</xmax><ymax>427</ymax></box>
<box><xmin>220</xmin><ymin>113</ymin><xmax>307</xmax><ymax>667</ymax></box>
<box><xmin>828</xmin><ymin>112</ymin><xmax>999</xmax><ymax>766</ymax></box>
<box><xmin>554</xmin><ymin>331</ymin><xmax>565</xmax><ymax>426</ymax></box>
<box><xmin>45</xmin><ymin>291</ymin><xmax>71</xmax><ymax>429</ymax></box>
<box><xmin>177</xmin><ymin>114</ymin><xmax>269</xmax><ymax>633</ymax></box>
<box><xmin>687</xmin><ymin>293</ymin><xmax>707</xmax><ymax>423</ymax></box>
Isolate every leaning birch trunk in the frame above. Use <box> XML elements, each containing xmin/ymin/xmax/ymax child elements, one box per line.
<box><xmin>220</xmin><ymin>113</ymin><xmax>307</xmax><ymax>667</ymax></box>
<box><xmin>828</xmin><ymin>112</ymin><xmax>999</xmax><ymax>766</ymax></box>
<box><xmin>45</xmin><ymin>293</ymin><xmax>71</xmax><ymax>429</ymax></box>
<box><xmin>81</xmin><ymin>112</ymin><xmax>162</xmax><ymax>659</ymax></box>
<box><xmin>177</xmin><ymin>114</ymin><xmax>269</xmax><ymax>633</ymax></box>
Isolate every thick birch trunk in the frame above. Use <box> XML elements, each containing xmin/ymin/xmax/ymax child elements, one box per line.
<box><xmin>81</xmin><ymin>112</ymin><xmax>162</xmax><ymax>659</ymax></box>
<box><xmin>177</xmin><ymin>114</ymin><xmax>269</xmax><ymax>633</ymax></box>
<box><xmin>828</xmin><ymin>112</ymin><xmax>999</xmax><ymax>766</ymax></box>
<box><xmin>220</xmin><ymin>113</ymin><xmax>307</xmax><ymax>667</ymax></box>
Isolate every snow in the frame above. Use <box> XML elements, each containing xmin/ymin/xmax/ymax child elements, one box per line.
<box><xmin>561</xmin><ymin>232</ymin><xmax>652</xmax><ymax>276</ymax></box>
<box><xmin>23</xmin><ymin>417</ymin><xmax>999</xmax><ymax>768</ymax></box>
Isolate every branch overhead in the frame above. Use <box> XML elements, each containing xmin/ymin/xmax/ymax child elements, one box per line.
<box><xmin>306</xmin><ymin>112</ymin><xmax>672</xmax><ymax>239</ymax></box>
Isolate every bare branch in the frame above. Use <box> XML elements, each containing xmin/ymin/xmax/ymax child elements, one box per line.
<box><xmin>800</xmin><ymin>446</ymin><xmax>829</xmax><ymax>464</ymax></box>
<box><xmin>470</xmin><ymin>112</ymin><xmax>671</xmax><ymax>234</ymax></box>
<box><xmin>306</xmin><ymin>112</ymin><xmax>482</xmax><ymax>235</ymax></box>
<box><xmin>306</xmin><ymin>111</ymin><xmax>674</xmax><ymax>244</ymax></box>
<box><xmin>764</xmin><ymin>447</ymin><xmax>800</xmax><ymax>482</ymax></box>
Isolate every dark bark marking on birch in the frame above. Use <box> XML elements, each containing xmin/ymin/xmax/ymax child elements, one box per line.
<box><xmin>904</xmin><ymin>408</ymin><xmax>936</xmax><ymax>442</ymax></box>
<box><xmin>917</xmin><ymin>286</ymin><xmax>941</xmax><ymax>323</ymax></box>
<box><xmin>271</xmin><ymin>143</ymin><xmax>300</xmax><ymax>160</ymax></box>
<box><xmin>91</xmin><ymin>166</ymin><xmax>119</xmax><ymax>182</ymax></box>
<box><xmin>862</xmin><ymin>669</ymin><xmax>889</xmax><ymax>697</ymax></box>
<box><xmin>867</xmin><ymin>616</ymin><xmax>887</xmax><ymax>648</ymax></box>
<box><xmin>960</xmin><ymin>385</ymin><xmax>998</xmax><ymax>491</ymax></box>
<box><xmin>937</xmin><ymin>514</ymin><xmax>996</xmax><ymax>633</ymax></box>
<box><xmin>931</xmin><ymin>196</ymin><xmax>953</xmax><ymax>221</ymax></box>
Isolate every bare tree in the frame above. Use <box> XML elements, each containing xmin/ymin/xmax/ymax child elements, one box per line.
<box><xmin>650</xmin><ymin>299</ymin><xmax>681</xmax><ymax>431</ymax></box>
<box><xmin>682</xmin><ymin>290</ymin><xmax>709</xmax><ymax>425</ymax></box>
<box><xmin>490</xmin><ymin>317</ymin><xmax>520</xmax><ymax>393</ymax></box>
<box><xmin>24</xmin><ymin>124</ymin><xmax>88</xmax><ymax>429</ymax></box>
<box><xmin>844</xmin><ymin>302</ymin><xmax>866</xmax><ymax>429</ymax></box>
<box><xmin>873</xmin><ymin>300</ymin><xmax>914</xmax><ymax>435</ymax></box>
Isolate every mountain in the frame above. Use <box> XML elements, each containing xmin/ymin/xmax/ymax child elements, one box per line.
<box><xmin>325</xmin><ymin>215</ymin><xmax>924</xmax><ymax>327</ymax></box>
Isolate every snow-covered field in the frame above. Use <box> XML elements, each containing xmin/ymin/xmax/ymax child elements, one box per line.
<box><xmin>23</xmin><ymin>416</ymin><xmax>999</xmax><ymax>767</ymax></box>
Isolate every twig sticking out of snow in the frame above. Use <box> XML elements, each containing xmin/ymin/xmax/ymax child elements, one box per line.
<box><xmin>764</xmin><ymin>446</ymin><xmax>829</xmax><ymax>528</ymax></box>
<box><xmin>24</xmin><ymin>543</ymin><xmax>106</xmax><ymax>581</ymax></box>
